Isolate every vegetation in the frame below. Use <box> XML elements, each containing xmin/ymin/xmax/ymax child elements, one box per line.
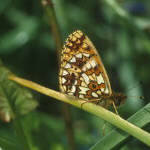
<box><xmin>0</xmin><ymin>0</ymin><xmax>150</xmax><ymax>149</ymax></box>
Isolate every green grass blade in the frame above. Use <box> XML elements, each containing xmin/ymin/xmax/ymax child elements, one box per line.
<box><xmin>9</xmin><ymin>76</ymin><xmax>150</xmax><ymax>147</ymax></box>
<box><xmin>90</xmin><ymin>103</ymin><xmax>150</xmax><ymax>150</ymax></box>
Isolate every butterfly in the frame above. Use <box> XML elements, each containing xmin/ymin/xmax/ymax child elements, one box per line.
<box><xmin>59</xmin><ymin>30</ymin><xmax>126</xmax><ymax>113</ymax></box>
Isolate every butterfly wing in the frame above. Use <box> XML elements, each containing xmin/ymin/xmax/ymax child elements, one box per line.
<box><xmin>59</xmin><ymin>30</ymin><xmax>112</xmax><ymax>100</ymax></box>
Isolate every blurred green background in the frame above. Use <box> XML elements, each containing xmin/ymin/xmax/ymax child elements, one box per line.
<box><xmin>0</xmin><ymin>0</ymin><xmax>150</xmax><ymax>149</ymax></box>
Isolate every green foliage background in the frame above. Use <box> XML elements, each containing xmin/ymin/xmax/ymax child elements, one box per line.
<box><xmin>0</xmin><ymin>0</ymin><xmax>150</xmax><ymax>149</ymax></box>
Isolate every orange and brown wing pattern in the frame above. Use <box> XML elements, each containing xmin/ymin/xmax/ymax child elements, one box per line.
<box><xmin>59</xmin><ymin>30</ymin><xmax>112</xmax><ymax>100</ymax></box>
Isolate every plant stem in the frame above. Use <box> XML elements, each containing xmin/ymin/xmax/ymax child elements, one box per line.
<box><xmin>9</xmin><ymin>75</ymin><xmax>150</xmax><ymax>147</ymax></box>
<box><xmin>41</xmin><ymin>0</ymin><xmax>62</xmax><ymax>58</ymax></box>
<box><xmin>41</xmin><ymin>1</ymin><xmax>76</xmax><ymax>149</ymax></box>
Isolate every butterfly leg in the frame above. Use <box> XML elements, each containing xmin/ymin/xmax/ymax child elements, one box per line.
<box><xmin>80</xmin><ymin>100</ymin><xmax>88</xmax><ymax>109</ymax></box>
<box><xmin>80</xmin><ymin>99</ymin><xmax>102</xmax><ymax>109</ymax></box>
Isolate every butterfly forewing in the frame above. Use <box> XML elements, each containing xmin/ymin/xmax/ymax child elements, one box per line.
<box><xmin>59</xmin><ymin>30</ymin><xmax>112</xmax><ymax>100</ymax></box>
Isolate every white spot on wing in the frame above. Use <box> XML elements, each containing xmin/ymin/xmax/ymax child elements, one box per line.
<box><xmin>71</xmin><ymin>36</ymin><xmax>77</xmax><ymax>42</ymax></box>
<box><xmin>86</xmin><ymin>62</ymin><xmax>91</xmax><ymax>69</ymax></box>
<box><xmin>64</xmin><ymin>63</ymin><xmax>71</xmax><ymax>69</ymax></box>
<box><xmin>80</xmin><ymin>77</ymin><xmax>83</xmax><ymax>81</ymax></box>
<box><xmin>82</xmin><ymin>62</ymin><xmax>91</xmax><ymax>72</ymax></box>
<box><xmin>92</xmin><ymin>73</ymin><xmax>96</xmax><ymax>79</ymax></box>
<box><xmin>70</xmin><ymin>57</ymin><xmax>76</xmax><ymax>63</ymax></box>
<box><xmin>83</xmin><ymin>53</ymin><xmax>90</xmax><ymax>57</ymax></box>
<box><xmin>81</xmin><ymin>73</ymin><xmax>90</xmax><ymax>84</ymax></box>
<box><xmin>74</xmin><ymin>80</ymin><xmax>77</xmax><ymax>85</ymax></box>
<box><xmin>62</xmin><ymin>70</ymin><xmax>68</xmax><ymax>76</ymax></box>
<box><xmin>97</xmin><ymin>90</ymin><xmax>101</xmax><ymax>95</ymax></box>
<box><xmin>92</xmin><ymin>92</ymin><xmax>98</xmax><ymax>98</ymax></box>
<box><xmin>101</xmin><ymin>88</ymin><xmax>105</xmax><ymax>92</ymax></box>
<box><xmin>79</xmin><ymin>94</ymin><xmax>84</xmax><ymax>99</ymax></box>
<box><xmin>82</xmin><ymin>67</ymin><xmax>86</xmax><ymax>72</ymax></box>
<box><xmin>90</xmin><ymin>60</ymin><xmax>97</xmax><ymax>68</ymax></box>
<box><xmin>105</xmin><ymin>87</ymin><xmax>109</xmax><ymax>94</ymax></box>
<box><xmin>62</xmin><ymin>78</ymin><xmax>66</xmax><ymax>84</ymax></box>
<box><xmin>76</xmin><ymin>53</ymin><xmax>82</xmax><ymax>58</ymax></box>
<box><xmin>97</xmin><ymin>74</ymin><xmax>104</xmax><ymax>84</ymax></box>
<box><xmin>81</xmin><ymin>81</ymin><xmax>87</xmax><ymax>87</ymax></box>
<box><xmin>89</xmin><ymin>75</ymin><xmax>94</xmax><ymax>80</ymax></box>
<box><xmin>79</xmin><ymin>87</ymin><xmax>89</xmax><ymax>94</ymax></box>
<box><xmin>70</xmin><ymin>86</ymin><xmax>76</xmax><ymax>93</ymax></box>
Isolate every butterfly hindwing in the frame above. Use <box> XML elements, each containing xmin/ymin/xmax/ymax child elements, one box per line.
<box><xmin>59</xmin><ymin>30</ymin><xmax>112</xmax><ymax>100</ymax></box>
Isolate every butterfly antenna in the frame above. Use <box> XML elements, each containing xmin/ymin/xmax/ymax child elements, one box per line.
<box><xmin>127</xmin><ymin>95</ymin><xmax>144</xmax><ymax>100</ymax></box>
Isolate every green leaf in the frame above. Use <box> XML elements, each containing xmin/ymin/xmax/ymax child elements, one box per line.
<box><xmin>0</xmin><ymin>60</ymin><xmax>38</xmax><ymax>122</ymax></box>
<box><xmin>90</xmin><ymin>103</ymin><xmax>150</xmax><ymax>150</ymax></box>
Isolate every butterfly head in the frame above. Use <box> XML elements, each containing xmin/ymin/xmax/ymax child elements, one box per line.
<box><xmin>112</xmin><ymin>92</ymin><xmax>127</xmax><ymax>107</ymax></box>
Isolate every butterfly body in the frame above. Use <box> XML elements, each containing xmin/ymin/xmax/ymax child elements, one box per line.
<box><xmin>100</xmin><ymin>92</ymin><xmax>127</xmax><ymax>108</ymax></box>
<box><xmin>59</xmin><ymin>30</ymin><xmax>126</xmax><ymax>109</ymax></box>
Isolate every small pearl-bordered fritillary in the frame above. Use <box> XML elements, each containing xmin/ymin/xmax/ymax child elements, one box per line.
<box><xmin>59</xmin><ymin>30</ymin><xmax>126</xmax><ymax>111</ymax></box>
